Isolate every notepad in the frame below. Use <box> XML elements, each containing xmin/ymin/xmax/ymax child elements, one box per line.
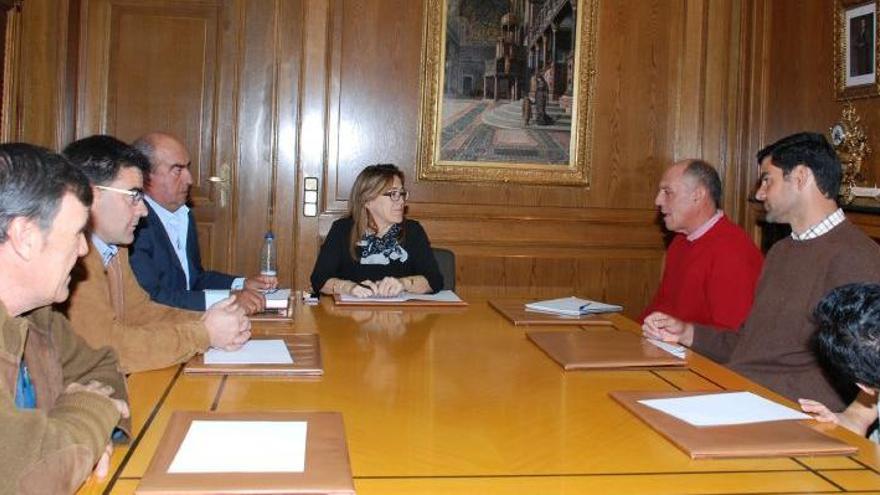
<box><xmin>264</xmin><ymin>289</ymin><xmax>292</xmax><ymax>309</ymax></box>
<box><xmin>645</xmin><ymin>339</ymin><xmax>687</xmax><ymax>359</ymax></box>
<box><xmin>638</xmin><ymin>391</ymin><xmax>811</xmax><ymax>427</ymax></box>
<box><xmin>338</xmin><ymin>289</ymin><xmax>463</xmax><ymax>303</ymax></box>
<box><xmin>167</xmin><ymin>420</ymin><xmax>307</xmax><ymax>473</ymax></box>
<box><xmin>525</xmin><ymin>296</ymin><xmax>622</xmax><ymax>316</ymax></box>
<box><xmin>204</xmin><ymin>339</ymin><xmax>294</xmax><ymax>365</ymax></box>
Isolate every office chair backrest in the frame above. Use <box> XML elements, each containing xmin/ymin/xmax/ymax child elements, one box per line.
<box><xmin>432</xmin><ymin>247</ymin><xmax>456</xmax><ymax>291</ymax></box>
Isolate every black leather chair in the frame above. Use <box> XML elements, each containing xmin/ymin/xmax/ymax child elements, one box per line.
<box><xmin>432</xmin><ymin>247</ymin><xmax>456</xmax><ymax>291</ymax></box>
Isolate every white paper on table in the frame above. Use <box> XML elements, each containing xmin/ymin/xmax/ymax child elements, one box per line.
<box><xmin>204</xmin><ymin>339</ymin><xmax>293</xmax><ymax>365</ymax></box>
<box><xmin>645</xmin><ymin>339</ymin><xmax>687</xmax><ymax>358</ymax></box>
<box><xmin>338</xmin><ymin>289</ymin><xmax>462</xmax><ymax>303</ymax></box>
<box><xmin>524</xmin><ymin>296</ymin><xmax>622</xmax><ymax>316</ymax></box>
<box><xmin>167</xmin><ymin>420</ymin><xmax>307</xmax><ymax>473</ymax></box>
<box><xmin>523</xmin><ymin>307</ymin><xmax>584</xmax><ymax>319</ymax></box>
<box><xmin>264</xmin><ymin>288</ymin><xmax>291</xmax><ymax>309</ymax></box>
<box><xmin>638</xmin><ymin>391</ymin><xmax>811</xmax><ymax>427</ymax></box>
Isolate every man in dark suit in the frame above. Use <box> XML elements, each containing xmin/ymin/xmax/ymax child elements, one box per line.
<box><xmin>130</xmin><ymin>133</ymin><xmax>275</xmax><ymax>314</ymax></box>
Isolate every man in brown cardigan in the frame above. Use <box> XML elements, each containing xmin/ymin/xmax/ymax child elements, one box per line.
<box><xmin>643</xmin><ymin>132</ymin><xmax>880</xmax><ymax>411</ymax></box>
<box><xmin>0</xmin><ymin>144</ymin><xmax>129</xmax><ymax>493</ymax></box>
<box><xmin>62</xmin><ymin>135</ymin><xmax>251</xmax><ymax>373</ymax></box>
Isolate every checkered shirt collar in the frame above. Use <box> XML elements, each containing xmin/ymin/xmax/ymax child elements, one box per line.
<box><xmin>790</xmin><ymin>208</ymin><xmax>845</xmax><ymax>241</ymax></box>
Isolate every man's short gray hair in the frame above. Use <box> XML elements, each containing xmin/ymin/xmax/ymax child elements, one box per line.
<box><xmin>683</xmin><ymin>159</ymin><xmax>722</xmax><ymax>208</ymax></box>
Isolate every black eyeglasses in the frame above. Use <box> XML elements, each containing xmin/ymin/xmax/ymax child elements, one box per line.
<box><xmin>381</xmin><ymin>189</ymin><xmax>409</xmax><ymax>201</ymax></box>
<box><xmin>96</xmin><ymin>185</ymin><xmax>145</xmax><ymax>206</ymax></box>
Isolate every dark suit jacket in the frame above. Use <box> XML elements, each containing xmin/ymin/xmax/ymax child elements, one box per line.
<box><xmin>129</xmin><ymin>202</ymin><xmax>238</xmax><ymax>311</ymax></box>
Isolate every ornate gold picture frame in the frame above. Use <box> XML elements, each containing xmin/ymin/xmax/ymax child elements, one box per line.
<box><xmin>835</xmin><ymin>0</ymin><xmax>880</xmax><ymax>100</ymax></box>
<box><xmin>416</xmin><ymin>0</ymin><xmax>599</xmax><ymax>186</ymax></box>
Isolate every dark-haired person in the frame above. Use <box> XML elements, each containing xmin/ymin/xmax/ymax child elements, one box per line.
<box><xmin>63</xmin><ymin>135</ymin><xmax>251</xmax><ymax>373</ymax></box>
<box><xmin>644</xmin><ymin>132</ymin><xmax>880</xmax><ymax>411</ymax></box>
<box><xmin>310</xmin><ymin>164</ymin><xmax>443</xmax><ymax>298</ymax></box>
<box><xmin>0</xmin><ymin>143</ymin><xmax>130</xmax><ymax>493</ymax></box>
<box><xmin>799</xmin><ymin>283</ymin><xmax>880</xmax><ymax>440</ymax></box>
<box><xmin>640</xmin><ymin>159</ymin><xmax>763</xmax><ymax>331</ymax></box>
<box><xmin>129</xmin><ymin>133</ymin><xmax>274</xmax><ymax>314</ymax></box>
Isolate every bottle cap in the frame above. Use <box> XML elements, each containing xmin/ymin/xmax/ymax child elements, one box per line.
<box><xmin>264</xmin><ymin>231</ymin><xmax>274</xmax><ymax>240</ymax></box>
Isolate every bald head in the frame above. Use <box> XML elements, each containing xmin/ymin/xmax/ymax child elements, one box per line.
<box><xmin>655</xmin><ymin>159</ymin><xmax>721</xmax><ymax>234</ymax></box>
<box><xmin>132</xmin><ymin>133</ymin><xmax>192</xmax><ymax>212</ymax></box>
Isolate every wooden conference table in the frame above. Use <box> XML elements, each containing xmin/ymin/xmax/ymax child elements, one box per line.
<box><xmin>78</xmin><ymin>300</ymin><xmax>880</xmax><ymax>494</ymax></box>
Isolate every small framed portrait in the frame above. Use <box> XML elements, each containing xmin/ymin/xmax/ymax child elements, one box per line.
<box><xmin>836</xmin><ymin>0</ymin><xmax>880</xmax><ymax>99</ymax></box>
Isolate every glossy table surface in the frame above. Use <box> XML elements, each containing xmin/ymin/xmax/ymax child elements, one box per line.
<box><xmin>77</xmin><ymin>300</ymin><xmax>880</xmax><ymax>494</ymax></box>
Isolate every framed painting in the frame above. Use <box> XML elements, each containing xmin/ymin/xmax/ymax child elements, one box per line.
<box><xmin>416</xmin><ymin>0</ymin><xmax>599</xmax><ymax>186</ymax></box>
<box><xmin>835</xmin><ymin>0</ymin><xmax>880</xmax><ymax>99</ymax></box>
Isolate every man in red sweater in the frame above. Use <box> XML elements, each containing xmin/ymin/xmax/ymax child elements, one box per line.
<box><xmin>643</xmin><ymin>133</ymin><xmax>880</xmax><ymax>411</ymax></box>
<box><xmin>639</xmin><ymin>159</ymin><xmax>763</xmax><ymax>331</ymax></box>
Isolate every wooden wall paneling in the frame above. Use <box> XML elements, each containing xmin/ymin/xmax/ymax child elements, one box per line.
<box><xmin>674</xmin><ymin>0</ymin><xmax>705</xmax><ymax>160</ymax></box>
<box><xmin>761</xmin><ymin>0</ymin><xmax>838</xmax><ymax>148</ymax></box>
<box><xmin>104</xmin><ymin>5</ymin><xmax>216</xmax><ymax>158</ymax></box>
<box><xmin>740</xmin><ymin>0</ymin><xmax>770</xmax><ymax>238</ymax></box>
<box><xmin>233</xmin><ymin>0</ymin><xmax>302</xmax><ymax>286</ymax></box>
<box><xmin>212</xmin><ymin>0</ymin><xmax>242</xmax><ymax>273</ymax></box>
<box><xmin>294</xmin><ymin>0</ymin><xmax>332</xmax><ymax>290</ymax></box>
<box><xmin>231</xmin><ymin>0</ymin><xmax>303</xmax><ymax>286</ymax></box>
<box><xmin>232</xmin><ymin>0</ymin><xmax>278</xmax><ymax>276</ymax></box>
<box><xmin>0</xmin><ymin>1</ymin><xmax>20</xmax><ymax>142</ymax></box>
<box><xmin>705</xmin><ymin>0</ymin><xmax>760</xmax><ymax>225</ymax></box>
<box><xmin>702</xmin><ymin>0</ymin><xmax>735</xmax><ymax>212</ymax></box>
<box><xmin>723</xmin><ymin>0</ymin><xmax>758</xmax><ymax>226</ymax></box>
<box><xmin>416</xmin><ymin>206</ymin><xmax>665</xmax><ymax>317</ymax></box>
<box><xmin>673</xmin><ymin>0</ymin><xmax>755</xmax><ymax>225</ymax></box>
<box><xmin>573</xmin><ymin>0</ymin><xmax>680</xmax><ymax>210</ymax></box>
<box><xmin>14</xmin><ymin>0</ymin><xmax>75</xmax><ymax>148</ymax></box>
<box><xmin>325</xmin><ymin>0</ymin><xmax>422</xmax><ymax>212</ymax></box>
<box><xmin>78</xmin><ymin>0</ymin><xmax>234</xmax><ymax>272</ymax></box>
<box><xmin>273</xmin><ymin>0</ymin><xmax>304</xmax><ymax>289</ymax></box>
<box><xmin>61</xmin><ymin>0</ymin><xmax>81</xmax><ymax>148</ymax></box>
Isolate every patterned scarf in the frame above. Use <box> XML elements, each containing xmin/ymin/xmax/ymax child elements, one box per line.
<box><xmin>358</xmin><ymin>223</ymin><xmax>409</xmax><ymax>265</ymax></box>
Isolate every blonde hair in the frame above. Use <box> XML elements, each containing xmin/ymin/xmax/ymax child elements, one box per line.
<box><xmin>348</xmin><ymin>163</ymin><xmax>405</xmax><ymax>260</ymax></box>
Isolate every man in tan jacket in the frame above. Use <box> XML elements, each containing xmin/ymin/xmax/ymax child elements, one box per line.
<box><xmin>0</xmin><ymin>143</ymin><xmax>129</xmax><ymax>494</ymax></box>
<box><xmin>62</xmin><ymin>135</ymin><xmax>251</xmax><ymax>373</ymax></box>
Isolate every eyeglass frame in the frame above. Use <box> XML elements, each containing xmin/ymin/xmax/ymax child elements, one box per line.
<box><xmin>380</xmin><ymin>189</ymin><xmax>409</xmax><ymax>202</ymax></box>
<box><xmin>95</xmin><ymin>185</ymin><xmax>145</xmax><ymax>206</ymax></box>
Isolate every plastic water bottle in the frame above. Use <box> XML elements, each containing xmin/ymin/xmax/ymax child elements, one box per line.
<box><xmin>259</xmin><ymin>231</ymin><xmax>277</xmax><ymax>277</ymax></box>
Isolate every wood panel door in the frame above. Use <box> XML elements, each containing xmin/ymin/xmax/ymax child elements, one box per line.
<box><xmin>77</xmin><ymin>0</ymin><xmax>231</xmax><ymax>271</ymax></box>
<box><xmin>76</xmin><ymin>0</ymin><xmax>303</xmax><ymax>284</ymax></box>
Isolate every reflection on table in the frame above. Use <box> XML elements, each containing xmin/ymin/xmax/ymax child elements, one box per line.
<box><xmin>77</xmin><ymin>299</ymin><xmax>880</xmax><ymax>495</ymax></box>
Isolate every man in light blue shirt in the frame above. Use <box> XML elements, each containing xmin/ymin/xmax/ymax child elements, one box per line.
<box><xmin>130</xmin><ymin>133</ymin><xmax>275</xmax><ymax>314</ymax></box>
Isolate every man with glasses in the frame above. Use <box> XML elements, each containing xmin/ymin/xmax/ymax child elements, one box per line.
<box><xmin>129</xmin><ymin>132</ymin><xmax>275</xmax><ymax>314</ymax></box>
<box><xmin>62</xmin><ymin>135</ymin><xmax>251</xmax><ymax>373</ymax></box>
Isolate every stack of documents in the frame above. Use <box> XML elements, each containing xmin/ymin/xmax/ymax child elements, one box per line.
<box><xmin>265</xmin><ymin>289</ymin><xmax>292</xmax><ymax>310</ymax></box>
<box><xmin>525</xmin><ymin>296</ymin><xmax>622</xmax><ymax>316</ymax></box>
<box><xmin>337</xmin><ymin>290</ymin><xmax>463</xmax><ymax>304</ymax></box>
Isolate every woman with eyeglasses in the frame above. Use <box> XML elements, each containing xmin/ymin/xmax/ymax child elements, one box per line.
<box><xmin>310</xmin><ymin>163</ymin><xmax>443</xmax><ymax>298</ymax></box>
